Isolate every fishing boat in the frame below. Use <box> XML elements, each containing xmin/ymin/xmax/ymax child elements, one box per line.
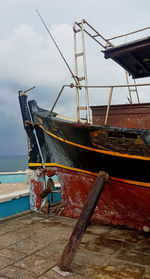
<box><xmin>19</xmin><ymin>19</ymin><xmax>150</xmax><ymax>231</ymax></box>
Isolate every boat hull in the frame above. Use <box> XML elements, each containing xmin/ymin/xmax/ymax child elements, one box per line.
<box><xmin>45</xmin><ymin>166</ymin><xmax>150</xmax><ymax>231</ymax></box>
<box><xmin>18</xmin><ymin>94</ymin><xmax>150</xmax><ymax>231</ymax></box>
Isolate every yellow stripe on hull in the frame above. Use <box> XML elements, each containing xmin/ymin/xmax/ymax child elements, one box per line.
<box><xmin>28</xmin><ymin>162</ymin><xmax>150</xmax><ymax>188</ymax></box>
<box><xmin>38</xmin><ymin>124</ymin><xmax>150</xmax><ymax>162</ymax></box>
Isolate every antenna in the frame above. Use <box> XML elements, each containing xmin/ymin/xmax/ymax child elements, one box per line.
<box><xmin>36</xmin><ymin>10</ymin><xmax>80</xmax><ymax>87</ymax></box>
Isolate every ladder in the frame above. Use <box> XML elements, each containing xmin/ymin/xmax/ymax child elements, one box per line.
<box><xmin>125</xmin><ymin>71</ymin><xmax>140</xmax><ymax>103</ymax></box>
<box><xmin>73</xmin><ymin>19</ymin><xmax>113</xmax><ymax>123</ymax></box>
<box><xmin>73</xmin><ymin>20</ymin><xmax>90</xmax><ymax>123</ymax></box>
<box><xmin>73</xmin><ymin>19</ymin><xmax>141</xmax><ymax>120</ymax></box>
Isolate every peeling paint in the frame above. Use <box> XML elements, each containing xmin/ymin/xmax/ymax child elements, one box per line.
<box><xmin>29</xmin><ymin>170</ymin><xmax>47</xmax><ymax>212</ymax></box>
<box><xmin>47</xmin><ymin>167</ymin><xmax>150</xmax><ymax>231</ymax></box>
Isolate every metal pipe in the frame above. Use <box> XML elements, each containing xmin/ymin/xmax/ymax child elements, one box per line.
<box><xmin>27</xmin><ymin>101</ymin><xmax>45</xmax><ymax>169</ymax></box>
<box><xmin>49</xmin><ymin>82</ymin><xmax>150</xmax><ymax>117</ymax></box>
<box><xmin>125</xmin><ymin>71</ymin><xmax>132</xmax><ymax>104</ymax></box>
<box><xmin>73</xmin><ymin>23</ymin><xmax>80</xmax><ymax>122</ymax></box>
<box><xmin>81</xmin><ymin>20</ymin><xmax>90</xmax><ymax>123</ymax></box>
<box><xmin>49</xmin><ymin>85</ymin><xmax>65</xmax><ymax>116</ymax></box>
<box><xmin>104</xmin><ymin>87</ymin><xmax>113</xmax><ymax>125</ymax></box>
<box><xmin>70</xmin><ymin>83</ymin><xmax>150</xmax><ymax>89</ymax></box>
<box><xmin>24</xmin><ymin>86</ymin><xmax>35</xmax><ymax>93</ymax></box>
<box><xmin>74</xmin><ymin>20</ymin><xmax>114</xmax><ymax>49</ymax></box>
<box><xmin>107</xmin><ymin>26</ymin><xmax>150</xmax><ymax>41</ymax></box>
<box><xmin>74</xmin><ymin>21</ymin><xmax>106</xmax><ymax>49</ymax></box>
<box><xmin>134</xmin><ymin>79</ymin><xmax>140</xmax><ymax>104</ymax></box>
<box><xmin>49</xmin><ymin>84</ymin><xmax>71</xmax><ymax>116</ymax></box>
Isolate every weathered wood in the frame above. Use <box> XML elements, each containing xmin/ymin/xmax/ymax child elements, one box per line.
<box><xmin>58</xmin><ymin>171</ymin><xmax>109</xmax><ymax>271</ymax></box>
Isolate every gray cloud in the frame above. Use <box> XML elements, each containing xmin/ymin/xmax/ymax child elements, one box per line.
<box><xmin>1</xmin><ymin>0</ymin><xmax>150</xmax><ymax>155</ymax></box>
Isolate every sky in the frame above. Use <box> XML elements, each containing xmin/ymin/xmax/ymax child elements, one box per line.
<box><xmin>0</xmin><ymin>0</ymin><xmax>150</xmax><ymax>156</ymax></box>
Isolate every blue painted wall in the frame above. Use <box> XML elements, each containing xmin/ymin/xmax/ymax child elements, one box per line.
<box><xmin>0</xmin><ymin>196</ymin><xmax>30</xmax><ymax>218</ymax></box>
<box><xmin>0</xmin><ymin>191</ymin><xmax>61</xmax><ymax>218</ymax></box>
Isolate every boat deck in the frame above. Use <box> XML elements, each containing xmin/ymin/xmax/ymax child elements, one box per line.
<box><xmin>0</xmin><ymin>211</ymin><xmax>150</xmax><ymax>278</ymax></box>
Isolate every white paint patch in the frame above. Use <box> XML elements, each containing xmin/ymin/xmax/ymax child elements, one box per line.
<box><xmin>0</xmin><ymin>189</ymin><xmax>29</xmax><ymax>203</ymax></box>
<box><xmin>143</xmin><ymin>226</ymin><xmax>150</xmax><ymax>232</ymax></box>
<box><xmin>52</xmin><ymin>266</ymin><xmax>70</xmax><ymax>277</ymax></box>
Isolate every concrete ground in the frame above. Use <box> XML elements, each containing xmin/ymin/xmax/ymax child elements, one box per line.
<box><xmin>0</xmin><ymin>211</ymin><xmax>150</xmax><ymax>279</ymax></box>
<box><xmin>0</xmin><ymin>182</ymin><xmax>29</xmax><ymax>195</ymax></box>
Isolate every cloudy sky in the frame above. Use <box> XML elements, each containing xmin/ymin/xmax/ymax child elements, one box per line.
<box><xmin>0</xmin><ymin>0</ymin><xmax>150</xmax><ymax>156</ymax></box>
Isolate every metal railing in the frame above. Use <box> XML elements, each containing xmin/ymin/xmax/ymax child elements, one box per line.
<box><xmin>73</xmin><ymin>20</ymin><xmax>150</xmax><ymax>112</ymax></box>
<box><xmin>49</xmin><ymin>83</ymin><xmax>150</xmax><ymax>125</ymax></box>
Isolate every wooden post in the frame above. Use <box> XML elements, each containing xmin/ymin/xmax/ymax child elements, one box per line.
<box><xmin>58</xmin><ymin>171</ymin><xmax>109</xmax><ymax>271</ymax></box>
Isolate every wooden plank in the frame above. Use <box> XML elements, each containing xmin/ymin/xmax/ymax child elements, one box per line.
<box><xmin>58</xmin><ymin>171</ymin><xmax>109</xmax><ymax>271</ymax></box>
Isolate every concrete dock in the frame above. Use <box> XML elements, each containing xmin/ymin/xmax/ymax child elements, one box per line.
<box><xmin>0</xmin><ymin>211</ymin><xmax>150</xmax><ymax>278</ymax></box>
<box><xmin>0</xmin><ymin>182</ymin><xmax>29</xmax><ymax>196</ymax></box>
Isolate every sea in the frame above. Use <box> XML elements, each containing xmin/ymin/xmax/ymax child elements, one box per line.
<box><xmin>0</xmin><ymin>155</ymin><xmax>28</xmax><ymax>173</ymax></box>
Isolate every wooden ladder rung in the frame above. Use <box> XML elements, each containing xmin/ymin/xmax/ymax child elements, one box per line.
<box><xmin>78</xmin><ymin>106</ymin><xmax>87</xmax><ymax>110</ymax></box>
<box><xmin>129</xmin><ymin>89</ymin><xmax>137</xmax><ymax>92</ymax></box>
<box><xmin>75</xmin><ymin>52</ymin><xmax>84</xmax><ymax>57</ymax></box>
<box><xmin>78</xmin><ymin>77</ymin><xmax>85</xmax><ymax>81</ymax></box>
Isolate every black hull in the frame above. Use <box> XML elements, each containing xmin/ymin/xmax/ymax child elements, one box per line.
<box><xmin>19</xmin><ymin>94</ymin><xmax>150</xmax><ymax>186</ymax></box>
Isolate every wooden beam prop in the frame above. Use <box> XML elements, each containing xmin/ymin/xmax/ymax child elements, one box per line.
<box><xmin>58</xmin><ymin>171</ymin><xmax>109</xmax><ymax>271</ymax></box>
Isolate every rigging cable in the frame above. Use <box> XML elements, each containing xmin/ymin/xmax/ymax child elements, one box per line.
<box><xmin>36</xmin><ymin>9</ymin><xmax>80</xmax><ymax>86</ymax></box>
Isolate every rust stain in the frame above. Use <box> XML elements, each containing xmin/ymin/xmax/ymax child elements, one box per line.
<box><xmin>90</xmin><ymin>129</ymin><xmax>150</xmax><ymax>156</ymax></box>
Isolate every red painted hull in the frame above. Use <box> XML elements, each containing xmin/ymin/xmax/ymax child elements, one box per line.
<box><xmin>47</xmin><ymin>167</ymin><xmax>150</xmax><ymax>231</ymax></box>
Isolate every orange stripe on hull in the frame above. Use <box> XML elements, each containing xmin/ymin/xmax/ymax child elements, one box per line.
<box><xmin>28</xmin><ymin>162</ymin><xmax>150</xmax><ymax>188</ymax></box>
<box><xmin>39</xmin><ymin>124</ymin><xmax>150</xmax><ymax>161</ymax></box>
